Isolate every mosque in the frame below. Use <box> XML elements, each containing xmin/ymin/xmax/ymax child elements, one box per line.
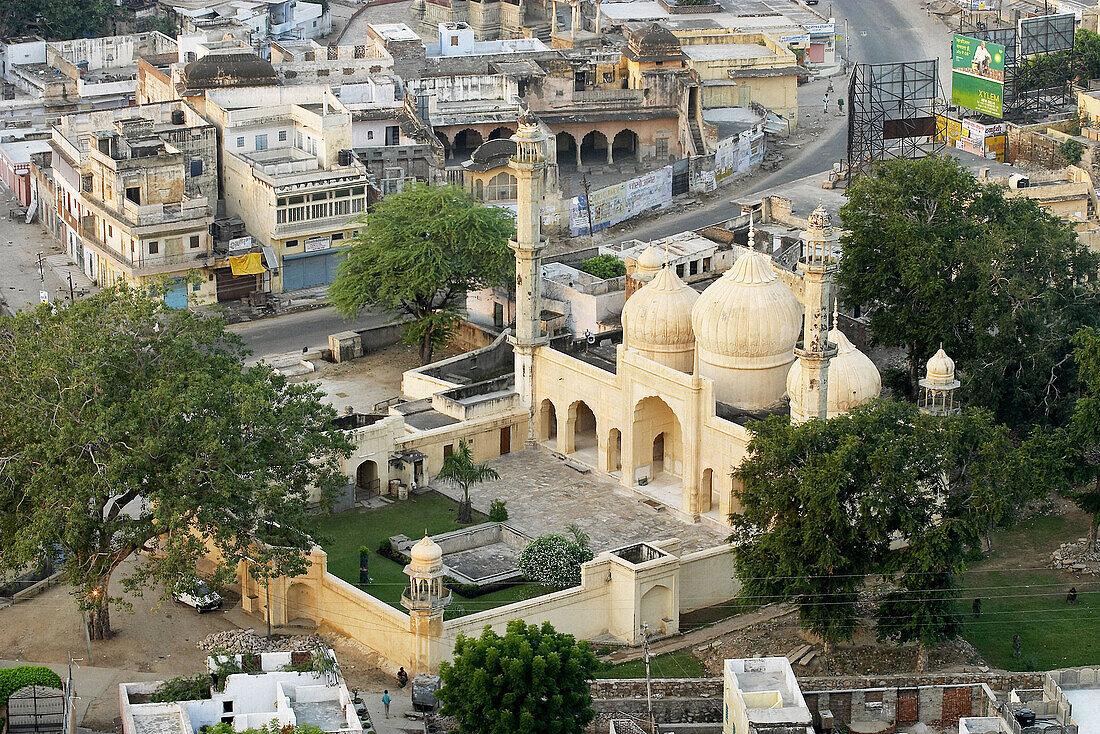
<box><xmin>509</xmin><ymin>111</ymin><xmax>884</xmax><ymax>525</ymax></box>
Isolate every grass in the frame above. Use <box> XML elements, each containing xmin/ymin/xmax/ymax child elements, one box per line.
<box><xmin>597</xmin><ymin>652</ymin><xmax>707</xmax><ymax>679</ymax></box>
<box><xmin>309</xmin><ymin>491</ymin><xmax>541</xmax><ymax>619</ymax></box>
<box><xmin>956</xmin><ymin>512</ymin><xmax>1100</xmax><ymax>671</ymax></box>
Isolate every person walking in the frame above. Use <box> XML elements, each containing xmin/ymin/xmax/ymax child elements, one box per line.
<box><xmin>822</xmin><ymin>93</ymin><xmax>830</xmax><ymax>114</ymax></box>
<box><xmin>382</xmin><ymin>690</ymin><xmax>392</xmax><ymax>718</ymax></box>
<box><xmin>837</xmin><ymin>98</ymin><xmax>844</xmax><ymax>116</ymax></box>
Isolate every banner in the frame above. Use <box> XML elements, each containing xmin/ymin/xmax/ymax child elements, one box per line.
<box><xmin>952</xmin><ymin>34</ymin><xmax>1005</xmax><ymax>118</ymax></box>
<box><xmin>569</xmin><ymin>166</ymin><xmax>672</xmax><ymax>236</ymax></box>
<box><xmin>714</xmin><ymin>127</ymin><xmax>766</xmax><ymax>183</ymax></box>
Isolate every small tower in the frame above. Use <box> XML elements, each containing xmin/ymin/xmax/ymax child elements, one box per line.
<box><xmin>509</xmin><ymin>111</ymin><xmax>550</xmax><ymax>444</ymax></box>
<box><xmin>791</xmin><ymin>204</ymin><xmax>840</xmax><ymax>424</ymax></box>
<box><xmin>919</xmin><ymin>347</ymin><xmax>961</xmax><ymax>416</ymax></box>
<box><xmin>402</xmin><ymin>535</ymin><xmax>451</xmax><ymax>674</ymax></box>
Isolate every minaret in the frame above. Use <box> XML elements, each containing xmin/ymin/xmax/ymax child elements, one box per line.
<box><xmin>402</xmin><ymin>535</ymin><xmax>451</xmax><ymax>674</ymax></box>
<box><xmin>791</xmin><ymin>204</ymin><xmax>839</xmax><ymax>424</ymax></box>
<box><xmin>919</xmin><ymin>346</ymin><xmax>961</xmax><ymax>416</ymax></box>
<box><xmin>509</xmin><ymin>111</ymin><xmax>549</xmax><ymax>444</ymax></box>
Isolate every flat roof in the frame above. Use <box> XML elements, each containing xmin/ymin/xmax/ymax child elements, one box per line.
<box><xmin>369</xmin><ymin>23</ymin><xmax>421</xmax><ymax>42</ymax></box>
<box><xmin>683</xmin><ymin>43</ymin><xmax>776</xmax><ymax>61</ymax></box>
<box><xmin>1065</xmin><ymin>688</ymin><xmax>1100</xmax><ymax>731</ymax></box>
<box><xmin>0</xmin><ymin>138</ymin><xmax>53</xmax><ymax>165</ymax></box>
<box><xmin>600</xmin><ymin>2</ymin><xmax>669</xmax><ymax>20</ymax></box>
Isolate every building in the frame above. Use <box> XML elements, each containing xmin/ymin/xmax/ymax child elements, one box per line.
<box><xmin>0</xmin><ymin>132</ymin><xmax>51</xmax><ymax>207</ymax></box>
<box><xmin>722</xmin><ymin>657</ymin><xmax>813</xmax><ymax>734</ymax></box>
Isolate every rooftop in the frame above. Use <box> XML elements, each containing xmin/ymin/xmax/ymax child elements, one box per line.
<box><xmin>683</xmin><ymin>43</ymin><xmax>777</xmax><ymax>62</ymax></box>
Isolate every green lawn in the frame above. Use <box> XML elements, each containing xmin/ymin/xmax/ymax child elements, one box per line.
<box><xmin>309</xmin><ymin>492</ymin><xmax>541</xmax><ymax>619</ymax></box>
<box><xmin>957</xmin><ymin>513</ymin><xmax>1100</xmax><ymax>671</ymax></box>
<box><xmin>597</xmin><ymin>652</ymin><xmax>707</xmax><ymax>679</ymax></box>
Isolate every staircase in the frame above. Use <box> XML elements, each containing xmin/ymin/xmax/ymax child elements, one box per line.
<box><xmin>528</xmin><ymin>22</ymin><xmax>551</xmax><ymax>41</ymax></box>
<box><xmin>688</xmin><ymin>120</ymin><xmax>706</xmax><ymax>155</ymax></box>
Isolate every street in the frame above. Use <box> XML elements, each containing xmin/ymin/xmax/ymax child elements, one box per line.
<box><xmin>229</xmin><ymin>305</ymin><xmax>396</xmax><ymax>359</ymax></box>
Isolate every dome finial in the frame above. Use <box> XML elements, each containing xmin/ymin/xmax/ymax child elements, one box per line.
<box><xmin>747</xmin><ymin>211</ymin><xmax>755</xmax><ymax>248</ymax></box>
<box><xmin>833</xmin><ymin>299</ymin><xmax>839</xmax><ymax>330</ymax></box>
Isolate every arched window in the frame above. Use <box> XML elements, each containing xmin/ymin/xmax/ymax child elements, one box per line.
<box><xmin>487</xmin><ymin>172</ymin><xmax>517</xmax><ymax>201</ymax></box>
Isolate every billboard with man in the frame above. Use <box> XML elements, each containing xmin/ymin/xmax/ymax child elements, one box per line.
<box><xmin>952</xmin><ymin>34</ymin><xmax>1005</xmax><ymax>118</ymax></box>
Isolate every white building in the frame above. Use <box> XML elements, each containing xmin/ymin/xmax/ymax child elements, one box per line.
<box><xmin>723</xmin><ymin>657</ymin><xmax>813</xmax><ymax>734</ymax></box>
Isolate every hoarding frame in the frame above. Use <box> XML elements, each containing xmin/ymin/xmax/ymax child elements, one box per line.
<box><xmin>952</xmin><ymin>33</ymin><xmax>1006</xmax><ymax>118</ymax></box>
<box><xmin>1018</xmin><ymin>13</ymin><xmax>1075</xmax><ymax>57</ymax></box>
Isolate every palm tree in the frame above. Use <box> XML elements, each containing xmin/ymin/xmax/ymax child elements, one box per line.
<box><xmin>436</xmin><ymin>439</ymin><xmax>499</xmax><ymax>523</ymax></box>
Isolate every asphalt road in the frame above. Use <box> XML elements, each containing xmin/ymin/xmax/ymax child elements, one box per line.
<box><xmin>229</xmin><ymin>306</ymin><xmax>395</xmax><ymax>358</ymax></box>
<box><xmin>618</xmin><ymin>0</ymin><xmax>954</xmax><ymax>243</ymax></box>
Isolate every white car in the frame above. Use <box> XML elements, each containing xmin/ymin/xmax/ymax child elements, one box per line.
<box><xmin>174</xmin><ymin>579</ymin><xmax>223</xmax><ymax>612</ymax></box>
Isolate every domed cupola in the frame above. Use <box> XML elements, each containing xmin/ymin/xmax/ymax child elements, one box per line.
<box><xmin>622</xmin><ymin>265</ymin><xmax>698</xmax><ymax>373</ymax></box>
<box><xmin>787</xmin><ymin>323</ymin><xmax>881</xmax><ymax>422</ymax></box>
<box><xmin>691</xmin><ymin>250</ymin><xmax>803</xmax><ymax>410</ymax></box>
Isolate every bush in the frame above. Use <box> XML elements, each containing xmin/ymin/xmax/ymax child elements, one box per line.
<box><xmin>488</xmin><ymin>499</ymin><xmax>509</xmax><ymax>522</ymax></box>
<box><xmin>151</xmin><ymin>675</ymin><xmax>211</xmax><ymax>703</ymax></box>
<box><xmin>0</xmin><ymin>666</ymin><xmax>63</xmax><ymax>707</ymax></box>
<box><xmin>577</xmin><ymin>254</ymin><xmax>626</xmax><ymax>280</ymax></box>
<box><xmin>518</xmin><ymin>525</ymin><xmax>593</xmax><ymax>588</ymax></box>
<box><xmin>1061</xmin><ymin>138</ymin><xmax>1085</xmax><ymax>165</ymax></box>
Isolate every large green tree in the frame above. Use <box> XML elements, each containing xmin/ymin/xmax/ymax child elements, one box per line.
<box><xmin>1061</xmin><ymin>327</ymin><xmax>1100</xmax><ymax>551</ymax></box>
<box><xmin>437</xmin><ymin>620</ymin><xmax>598</xmax><ymax>734</ymax></box>
<box><xmin>331</xmin><ymin>184</ymin><xmax>514</xmax><ymax>364</ymax></box>
<box><xmin>838</xmin><ymin>155</ymin><xmax>1099</xmax><ymax>429</ymax></box>
<box><xmin>0</xmin><ymin>286</ymin><xmax>351</xmax><ymax>639</ymax></box>
<box><xmin>0</xmin><ymin>0</ymin><xmax>120</xmax><ymax>41</ymax></box>
<box><xmin>731</xmin><ymin>400</ymin><xmax>1035</xmax><ymax>663</ymax></box>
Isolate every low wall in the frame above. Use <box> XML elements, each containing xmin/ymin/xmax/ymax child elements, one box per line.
<box><xmin>315</xmin><ymin>573</ymin><xmax>411</xmax><ymax>673</ymax></box>
<box><xmin>358</xmin><ymin>321</ymin><xmax>408</xmax><ymax>354</ymax></box>
<box><xmin>677</xmin><ymin>546</ymin><xmax>737</xmax><ymax>613</ymax></box>
<box><xmin>590</xmin><ymin>679</ymin><xmax>723</xmax><ymax>734</ymax></box>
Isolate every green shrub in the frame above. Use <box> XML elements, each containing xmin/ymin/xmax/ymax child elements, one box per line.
<box><xmin>150</xmin><ymin>675</ymin><xmax>211</xmax><ymax>703</ymax></box>
<box><xmin>518</xmin><ymin>525</ymin><xmax>593</xmax><ymax>589</ymax></box>
<box><xmin>1061</xmin><ymin>138</ymin><xmax>1085</xmax><ymax>165</ymax></box>
<box><xmin>488</xmin><ymin>499</ymin><xmax>508</xmax><ymax>522</ymax></box>
<box><xmin>0</xmin><ymin>666</ymin><xmax>63</xmax><ymax>707</ymax></box>
<box><xmin>577</xmin><ymin>254</ymin><xmax>626</xmax><ymax>280</ymax></box>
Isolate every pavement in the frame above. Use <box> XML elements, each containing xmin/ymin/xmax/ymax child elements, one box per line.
<box><xmin>228</xmin><ymin>305</ymin><xmax>396</xmax><ymax>361</ymax></box>
<box><xmin>0</xmin><ymin>184</ymin><xmax>76</xmax><ymax>315</ymax></box>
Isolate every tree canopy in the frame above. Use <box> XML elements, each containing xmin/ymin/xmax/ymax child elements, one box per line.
<box><xmin>0</xmin><ymin>286</ymin><xmax>351</xmax><ymax>639</ymax></box>
<box><xmin>0</xmin><ymin>0</ymin><xmax>120</xmax><ymax>41</ymax></box>
<box><xmin>518</xmin><ymin>525</ymin><xmax>593</xmax><ymax>589</ymax></box>
<box><xmin>330</xmin><ymin>184</ymin><xmax>515</xmax><ymax>364</ymax></box>
<box><xmin>577</xmin><ymin>254</ymin><xmax>626</xmax><ymax>280</ymax></box>
<box><xmin>1059</xmin><ymin>327</ymin><xmax>1100</xmax><ymax>550</ymax></box>
<box><xmin>437</xmin><ymin>620</ymin><xmax>598</xmax><ymax>734</ymax></box>
<box><xmin>731</xmin><ymin>400</ymin><xmax>1039</xmax><ymax>664</ymax></box>
<box><xmin>837</xmin><ymin>155</ymin><xmax>1099</xmax><ymax>430</ymax></box>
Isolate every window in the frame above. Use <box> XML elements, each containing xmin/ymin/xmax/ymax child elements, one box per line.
<box><xmin>190</xmin><ymin>235</ymin><xmax>200</xmax><ymax>249</ymax></box>
<box><xmin>236</xmin><ymin>136</ymin><xmax>244</xmax><ymax>148</ymax></box>
<box><xmin>493</xmin><ymin>302</ymin><xmax>504</xmax><ymax>328</ymax></box>
<box><xmin>333</xmin><ymin>199</ymin><xmax>349</xmax><ymax>216</ymax></box>
<box><xmin>350</xmin><ymin>198</ymin><xmax>364</xmax><ymax>213</ymax></box>
<box><xmin>148</xmin><ymin>240</ymin><xmax>159</xmax><ymax>254</ymax></box>
<box><xmin>702</xmin><ymin>257</ymin><xmax>711</xmax><ymax>272</ymax></box>
<box><xmin>366</xmin><ymin>130</ymin><xmax>374</xmax><ymax>141</ymax></box>
<box><xmin>689</xmin><ymin>260</ymin><xmax>698</xmax><ymax>276</ymax></box>
<box><xmin>190</xmin><ymin>159</ymin><xmax>203</xmax><ymax>177</ymax></box>
<box><xmin>107</xmin><ymin>224</ymin><xmax>112</xmax><ymax>237</ymax></box>
<box><xmin>676</xmin><ymin>263</ymin><xmax>684</xmax><ymax>278</ymax></box>
<box><xmin>222</xmin><ymin>702</ymin><xmax>233</xmax><ymax>713</ymax></box>
<box><xmin>286</xmin><ymin>239</ymin><xmax>299</xmax><ymax>247</ymax></box>
<box><xmin>278</xmin><ymin>130</ymin><xmax>287</xmax><ymax>142</ymax></box>
<box><xmin>450</xmin><ymin>35</ymin><xmax>459</xmax><ymax>46</ymax></box>
<box><xmin>255</xmin><ymin>134</ymin><xmax>268</xmax><ymax>151</ymax></box>
<box><xmin>125</xmin><ymin>186</ymin><xmax>140</xmax><ymax>204</ymax></box>
<box><xmin>444</xmin><ymin>444</ymin><xmax>454</xmax><ymax>458</ymax></box>
<box><xmin>312</xmin><ymin>202</ymin><xmax>330</xmax><ymax>219</ymax></box>
<box><xmin>385</xmin><ymin>126</ymin><xmax>400</xmax><ymax>146</ymax></box>
<box><xmin>655</xmin><ymin>138</ymin><xmax>668</xmax><ymax>158</ymax></box>
<box><xmin>331</xmin><ymin>232</ymin><xmax>344</xmax><ymax>241</ymax></box>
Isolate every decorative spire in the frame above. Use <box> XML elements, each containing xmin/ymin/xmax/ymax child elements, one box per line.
<box><xmin>748</xmin><ymin>211</ymin><xmax>755</xmax><ymax>248</ymax></box>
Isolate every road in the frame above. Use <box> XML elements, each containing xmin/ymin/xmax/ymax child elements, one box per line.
<box><xmin>229</xmin><ymin>306</ymin><xmax>395</xmax><ymax>358</ymax></box>
<box><xmin>615</xmin><ymin>0</ymin><xmax>954</xmax><ymax>244</ymax></box>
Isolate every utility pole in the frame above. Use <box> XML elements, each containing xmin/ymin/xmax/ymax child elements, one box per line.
<box><xmin>36</xmin><ymin>251</ymin><xmax>44</xmax><ymax>282</ymax></box>
<box><xmin>68</xmin><ymin>272</ymin><xmax>74</xmax><ymax>301</ymax></box>
<box><xmin>642</xmin><ymin>623</ymin><xmax>654</xmax><ymax>733</ymax></box>
<box><xmin>581</xmin><ymin>174</ymin><xmax>595</xmax><ymax>243</ymax></box>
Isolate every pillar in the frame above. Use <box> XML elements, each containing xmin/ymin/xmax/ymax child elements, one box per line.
<box><xmin>551</xmin><ymin>0</ymin><xmax>557</xmax><ymax>33</ymax></box>
<box><xmin>575</xmin><ymin>138</ymin><xmax>582</xmax><ymax>167</ymax></box>
<box><xmin>606</xmin><ymin>135</ymin><xmax>614</xmax><ymax>164</ymax></box>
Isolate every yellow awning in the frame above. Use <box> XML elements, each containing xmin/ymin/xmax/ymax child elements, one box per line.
<box><xmin>229</xmin><ymin>253</ymin><xmax>266</xmax><ymax>276</ymax></box>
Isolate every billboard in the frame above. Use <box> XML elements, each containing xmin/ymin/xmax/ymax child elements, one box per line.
<box><xmin>1018</xmin><ymin>13</ymin><xmax>1075</xmax><ymax>56</ymax></box>
<box><xmin>952</xmin><ymin>34</ymin><xmax>1005</xmax><ymax>117</ymax></box>
<box><xmin>568</xmin><ymin>166</ymin><xmax>673</xmax><ymax>236</ymax></box>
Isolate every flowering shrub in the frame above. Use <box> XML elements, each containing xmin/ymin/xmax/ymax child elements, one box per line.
<box><xmin>518</xmin><ymin>526</ymin><xmax>593</xmax><ymax>588</ymax></box>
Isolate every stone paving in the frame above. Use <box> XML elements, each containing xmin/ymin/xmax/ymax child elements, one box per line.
<box><xmin>432</xmin><ymin>449</ymin><xmax>726</xmax><ymax>553</ymax></box>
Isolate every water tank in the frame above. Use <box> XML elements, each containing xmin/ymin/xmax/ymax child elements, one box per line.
<box><xmin>1009</xmin><ymin>173</ymin><xmax>1030</xmax><ymax>189</ymax></box>
<box><xmin>171</xmin><ymin>109</ymin><xmax>185</xmax><ymax>125</ymax></box>
<box><xmin>1014</xmin><ymin>709</ymin><xmax>1036</xmax><ymax>727</ymax></box>
<box><xmin>338</xmin><ymin>149</ymin><xmax>353</xmax><ymax>166</ymax></box>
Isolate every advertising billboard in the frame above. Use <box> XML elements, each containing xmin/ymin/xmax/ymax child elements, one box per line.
<box><xmin>1018</xmin><ymin>13</ymin><xmax>1076</xmax><ymax>56</ymax></box>
<box><xmin>952</xmin><ymin>34</ymin><xmax>1005</xmax><ymax>118</ymax></box>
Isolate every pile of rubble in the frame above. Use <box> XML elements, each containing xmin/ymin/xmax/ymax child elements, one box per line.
<box><xmin>1050</xmin><ymin>539</ymin><xmax>1100</xmax><ymax>575</ymax></box>
<box><xmin>197</xmin><ymin>629</ymin><xmax>327</xmax><ymax>654</ymax></box>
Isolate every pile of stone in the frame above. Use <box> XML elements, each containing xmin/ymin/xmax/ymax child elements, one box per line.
<box><xmin>1050</xmin><ymin>539</ymin><xmax>1100</xmax><ymax>575</ymax></box>
<box><xmin>197</xmin><ymin>629</ymin><xmax>326</xmax><ymax>653</ymax></box>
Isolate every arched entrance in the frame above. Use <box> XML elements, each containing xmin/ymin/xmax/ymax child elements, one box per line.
<box><xmin>356</xmin><ymin>459</ymin><xmax>378</xmax><ymax>502</ymax></box>
<box><xmin>701</xmin><ymin>468</ymin><xmax>713</xmax><ymax>513</ymax></box>
<box><xmin>557</xmin><ymin>131</ymin><xmax>579</xmax><ymax>168</ymax></box>
<box><xmin>607</xmin><ymin>428</ymin><xmax>622</xmax><ymax>473</ymax></box>
<box><xmin>613</xmin><ymin>129</ymin><xmax>639</xmax><ymax>162</ymax></box>
<box><xmin>285</xmin><ymin>582</ymin><xmax>316</xmax><ymax>624</ymax></box>
<box><xmin>640</xmin><ymin>584</ymin><xmax>674</xmax><ymax>635</ymax></box>
<box><xmin>452</xmin><ymin>128</ymin><xmax>484</xmax><ymax>159</ymax></box>
<box><xmin>580</xmin><ymin>130</ymin><xmax>610</xmax><ymax>165</ymax></box>
<box><xmin>569</xmin><ymin>400</ymin><xmax>598</xmax><ymax>463</ymax></box>
<box><xmin>631</xmin><ymin>396</ymin><xmax>684</xmax><ymax>507</ymax></box>
<box><xmin>488</xmin><ymin>126</ymin><xmax>515</xmax><ymax>140</ymax></box>
<box><xmin>538</xmin><ymin>399</ymin><xmax>558</xmax><ymax>444</ymax></box>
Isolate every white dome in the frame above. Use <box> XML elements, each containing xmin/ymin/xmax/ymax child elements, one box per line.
<box><xmin>787</xmin><ymin>327</ymin><xmax>881</xmax><ymax>422</ymax></box>
<box><xmin>633</xmin><ymin>246</ymin><xmax>665</xmax><ymax>282</ymax></box>
<box><xmin>623</xmin><ymin>266</ymin><xmax>698</xmax><ymax>373</ymax></box>
<box><xmin>691</xmin><ymin>251</ymin><xmax>803</xmax><ymax>410</ymax></box>
<box><xmin>925</xmin><ymin>347</ymin><xmax>956</xmax><ymax>386</ymax></box>
<box><xmin>409</xmin><ymin>534</ymin><xmax>442</xmax><ymax>567</ymax></box>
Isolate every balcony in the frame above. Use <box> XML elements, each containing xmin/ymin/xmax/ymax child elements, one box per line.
<box><xmin>81</xmin><ymin>228</ymin><xmax>213</xmax><ymax>278</ymax></box>
<box><xmin>571</xmin><ymin>88</ymin><xmax>645</xmax><ymax>104</ymax></box>
<box><xmin>274</xmin><ymin>213</ymin><xmax>359</xmax><ymax>238</ymax></box>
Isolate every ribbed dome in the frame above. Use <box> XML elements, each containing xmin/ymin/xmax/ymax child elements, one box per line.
<box><xmin>925</xmin><ymin>347</ymin><xmax>956</xmax><ymax>386</ymax></box>
<box><xmin>623</xmin><ymin>266</ymin><xmax>698</xmax><ymax>373</ymax></box>
<box><xmin>409</xmin><ymin>534</ymin><xmax>442</xmax><ymax>568</ymax></box>
<box><xmin>788</xmin><ymin>327</ymin><xmax>881</xmax><ymax>422</ymax></box>
<box><xmin>691</xmin><ymin>251</ymin><xmax>803</xmax><ymax>410</ymax></box>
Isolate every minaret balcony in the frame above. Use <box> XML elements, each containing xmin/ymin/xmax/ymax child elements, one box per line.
<box><xmin>401</xmin><ymin>588</ymin><xmax>453</xmax><ymax>612</ymax></box>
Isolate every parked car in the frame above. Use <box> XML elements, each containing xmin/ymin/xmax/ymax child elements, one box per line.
<box><xmin>173</xmin><ymin>579</ymin><xmax>223</xmax><ymax>612</ymax></box>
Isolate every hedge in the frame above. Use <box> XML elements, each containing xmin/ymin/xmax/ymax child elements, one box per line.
<box><xmin>0</xmin><ymin>666</ymin><xmax>63</xmax><ymax>707</ymax></box>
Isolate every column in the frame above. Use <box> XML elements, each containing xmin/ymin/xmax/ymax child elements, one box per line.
<box><xmin>606</xmin><ymin>135</ymin><xmax>614</xmax><ymax>164</ymax></box>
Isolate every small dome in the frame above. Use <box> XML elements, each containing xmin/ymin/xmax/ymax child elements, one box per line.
<box><xmin>807</xmin><ymin>203</ymin><xmax>831</xmax><ymax>231</ymax></box>
<box><xmin>409</xmin><ymin>534</ymin><xmax>442</xmax><ymax>567</ymax></box>
<box><xmin>182</xmin><ymin>52</ymin><xmax>277</xmax><ymax>90</ymax></box>
<box><xmin>631</xmin><ymin>22</ymin><xmax>680</xmax><ymax>51</ymax></box>
<box><xmin>787</xmin><ymin>327</ymin><xmax>881</xmax><ymax>422</ymax></box>
<box><xmin>925</xmin><ymin>347</ymin><xmax>956</xmax><ymax>384</ymax></box>
<box><xmin>691</xmin><ymin>251</ymin><xmax>803</xmax><ymax>409</ymax></box>
<box><xmin>633</xmin><ymin>245</ymin><xmax>665</xmax><ymax>283</ymax></box>
<box><xmin>623</xmin><ymin>266</ymin><xmax>698</xmax><ymax>373</ymax></box>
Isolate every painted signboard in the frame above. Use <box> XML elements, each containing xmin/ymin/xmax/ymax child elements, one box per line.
<box><xmin>952</xmin><ymin>34</ymin><xmax>1005</xmax><ymax>118</ymax></box>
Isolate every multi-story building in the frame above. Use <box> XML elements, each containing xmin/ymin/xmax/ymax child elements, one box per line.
<box><xmin>32</xmin><ymin>101</ymin><xmax>218</xmax><ymax>307</ymax></box>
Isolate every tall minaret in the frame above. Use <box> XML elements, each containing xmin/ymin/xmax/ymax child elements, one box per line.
<box><xmin>790</xmin><ymin>204</ymin><xmax>839</xmax><ymax>424</ymax></box>
<box><xmin>509</xmin><ymin>111</ymin><xmax>549</xmax><ymax>444</ymax></box>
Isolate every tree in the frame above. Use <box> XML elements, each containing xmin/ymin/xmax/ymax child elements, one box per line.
<box><xmin>577</xmin><ymin>254</ymin><xmax>626</xmax><ymax>280</ymax></box>
<box><xmin>1062</xmin><ymin>327</ymin><xmax>1100</xmax><ymax>551</ymax></box>
<box><xmin>437</xmin><ymin>620</ymin><xmax>598</xmax><ymax>734</ymax></box>
<box><xmin>732</xmin><ymin>400</ymin><xmax>1035</xmax><ymax>663</ymax></box>
<box><xmin>838</xmin><ymin>155</ymin><xmax>1100</xmax><ymax>429</ymax></box>
<box><xmin>518</xmin><ymin>525</ymin><xmax>593</xmax><ymax>588</ymax></box>
<box><xmin>0</xmin><ymin>286</ymin><xmax>351</xmax><ymax>640</ymax></box>
<box><xmin>0</xmin><ymin>0</ymin><xmax>120</xmax><ymax>40</ymax></box>
<box><xmin>1061</xmin><ymin>139</ymin><xmax>1085</xmax><ymax>166</ymax></box>
<box><xmin>436</xmin><ymin>439</ymin><xmax>499</xmax><ymax>523</ymax></box>
<box><xmin>330</xmin><ymin>184</ymin><xmax>514</xmax><ymax>364</ymax></box>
